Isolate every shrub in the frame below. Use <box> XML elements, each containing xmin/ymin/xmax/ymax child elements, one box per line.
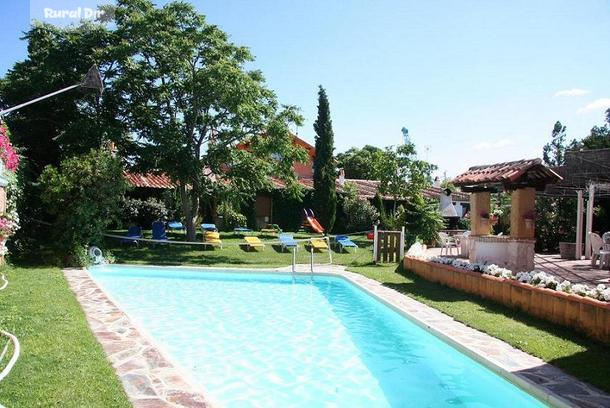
<box><xmin>39</xmin><ymin>149</ymin><xmax>127</xmax><ymax>265</ymax></box>
<box><xmin>403</xmin><ymin>194</ymin><xmax>445</xmax><ymax>247</ymax></box>
<box><xmin>122</xmin><ymin>197</ymin><xmax>168</xmax><ymax>227</ymax></box>
<box><xmin>342</xmin><ymin>195</ymin><xmax>379</xmax><ymax>232</ymax></box>
<box><xmin>218</xmin><ymin>201</ymin><xmax>247</xmax><ymax>230</ymax></box>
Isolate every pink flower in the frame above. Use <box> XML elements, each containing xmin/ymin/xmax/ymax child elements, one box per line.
<box><xmin>0</xmin><ymin>123</ymin><xmax>19</xmax><ymax>172</ymax></box>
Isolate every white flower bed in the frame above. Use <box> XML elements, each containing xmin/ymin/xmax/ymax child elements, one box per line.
<box><xmin>426</xmin><ymin>256</ymin><xmax>610</xmax><ymax>303</ymax></box>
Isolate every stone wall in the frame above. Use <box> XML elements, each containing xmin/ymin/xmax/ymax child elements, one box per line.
<box><xmin>468</xmin><ymin>236</ymin><xmax>535</xmax><ymax>272</ymax></box>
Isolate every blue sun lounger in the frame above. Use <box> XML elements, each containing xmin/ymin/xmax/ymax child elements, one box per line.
<box><xmin>234</xmin><ymin>227</ymin><xmax>253</xmax><ymax>233</ymax></box>
<box><xmin>335</xmin><ymin>235</ymin><xmax>358</xmax><ymax>252</ymax></box>
<box><xmin>152</xmin><ymin>221</ymin><xmax>168</xmax><ymax>241</ymax></box>
<box><xmin>122</xmin><ymin>225</ymin><xmax>142</xmax><ymax>245</ymax></box>
<box><xmin>168</xmin><ymin>221</ymin><xmax>184</xmax><ymax>230</ymax></box>
<box><xmin>279</xmin><ymin>233</ymin><xmax>298</xmax><ymax>252</ymax></box>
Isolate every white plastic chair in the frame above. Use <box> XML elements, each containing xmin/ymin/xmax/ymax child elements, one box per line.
<box><xmin>589</xmin><ymin>232</ymin><xmax>610</xmax><ymax>269</ymax></box>
<box><xmin>438</xmin><ymin>232</ymin><xmax>459</xmax><ymax>256</ymax></box>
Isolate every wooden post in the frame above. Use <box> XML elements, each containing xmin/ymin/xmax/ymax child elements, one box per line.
<box><xmin>509</xmin><ymin>187</ymin><xmax>536</xmax><ymax>239</ymax></box>
<box><xmin>585</xmin><ymin>184</ymin><xmax>595</xmax><ymax>259</ymax></box>
<box><xmin>576</xmin><ymin>190</ymin><xmax>584</xmax><ymax>260</ymax></box>
<box><xmin>399</xmin><ymin>226</ymin><xmax>405</xmax><ymax>260</ymax></box>
<box><xmin>373</xmin><ymin>224</ymin><xmax>378</xmax><ymax>263</ymax></box>
<box><xmin>470</xmin><ymin>192</ymin><xmax>491</xmax><ymax>236</ymax></box>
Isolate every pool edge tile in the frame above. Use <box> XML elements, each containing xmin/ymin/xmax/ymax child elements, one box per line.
<box><xmin>63</xmin><ymin>267</ymin><xmax>214</xmax><ymax>408</ymax></box>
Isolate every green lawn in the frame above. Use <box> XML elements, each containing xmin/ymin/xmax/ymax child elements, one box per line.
<box><xmin>0</xmin><ymin>266</ymin><xmax>131</xmax><ymax>408</ymax></box>
<box><xmin>106</xmin><ymin>230</ymin><xmax>376</xmax><ymax>269</ymax></box>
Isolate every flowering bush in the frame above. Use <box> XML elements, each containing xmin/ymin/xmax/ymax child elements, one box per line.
<box><xmin>0</xmin><ymin>124</ymin><xmax>19</xmax><ymax>173</ymax></box>
<box><xmin>0</xmin><ymin>210</ymin><xmax>19</xmax><ymax>238</ymax></box>
<box><xmin>424</xmin><ymin>255</ymin><xmax>609</xmax><ymax>302</ymax></box>
<box><xmin>428</xmin><ymin>256</ymin><xmax>484</xmax><ymax>271</ymax></box>
<box><xmin>0</xmin><ymin>121</ymin><xmax>20</xmax><ymax>258</ymax></box>
<box><xmin>482</xmin><ymin>264</ymin><xmax>513</xmax><ymax>279</ymax></box>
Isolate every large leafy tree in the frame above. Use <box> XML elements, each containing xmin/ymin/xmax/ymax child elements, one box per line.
<box><xmin>110</xmin><ymin>0</ymin><xmax>305</xmax><ymax>240</ymax></box>
<box><xmin>543</xmin><ymin>121</ymin><xmax>567</xmax><ymax>166</ymax></box>
<box><xmin>376</xmin><ymin>143</ymin><xmax>436</xmax><ymax>212</ymax></box>
<box><xmin>336</xmin><ymin>145</ymin><xmax>384</xmax><ymax>179</ymax></box>
<box><xmin>312</xmin><ymin>86</ymin><xmax>337</xmax><ymax>232</ymax></box>
<box><xmin>0</xmin><ymin>22</ymin><xmax>120</xmax><ymax>251</ymax></box>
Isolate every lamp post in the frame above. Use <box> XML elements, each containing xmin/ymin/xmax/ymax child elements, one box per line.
<box><xmin>0</xmin><ymin>65</ymin><xmax>103</xmax><ymax>116</ymax></box>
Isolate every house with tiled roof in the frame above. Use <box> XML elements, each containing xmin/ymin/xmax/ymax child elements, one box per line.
<box><xmin>124</xmin><ymin>134</ymin><xmax>470</xmax><ymax>229</ymax></box>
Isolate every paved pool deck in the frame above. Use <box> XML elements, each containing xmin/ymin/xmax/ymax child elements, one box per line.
<box><xmin>427</xmin><ymin>247</ymin><xmax>610</xmax><ymax>285</ymax></box>
<box><xmin>65</xmin><ymin>265</ymin><xmax>610</xmax><ymax>408</ymax></box>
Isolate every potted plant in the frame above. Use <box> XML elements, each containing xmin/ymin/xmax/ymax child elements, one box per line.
<box><xmin>480</xmin><ymin>211</ymin><xmax>490</xmax><ymax>223</ymax></box>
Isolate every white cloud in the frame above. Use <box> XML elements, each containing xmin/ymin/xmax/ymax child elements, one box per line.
<box><xmin>577</xmin><ymin>98</ymin><xmax>610</xmax><ymax>114</ymax></box>
<box><xmin>554</xmin><ymin>88</ymin><xmax>590</xmax><ymax>97</ymax></box>
<box><xmin>473</xmin><ymin>138</ymin><xmax>513</xmax><ymax>151</ymax></box>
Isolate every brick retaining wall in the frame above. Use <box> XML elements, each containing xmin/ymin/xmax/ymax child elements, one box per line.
<box><xmin>404</xmin><ymin>256</ymin><xmax>610</xmax><ymax>344</ymax></box>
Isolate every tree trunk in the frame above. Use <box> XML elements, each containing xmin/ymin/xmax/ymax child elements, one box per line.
<box><xmin>180</xmin><ymin>184</ymin><xmax>199</xmax><ymax>241</ymax></box>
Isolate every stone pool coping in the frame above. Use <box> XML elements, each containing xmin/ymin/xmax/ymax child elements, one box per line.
<box><xmin>65</xmin><ymin>264</ymin><xmax>610</xmax><ymax>408</ymax></box>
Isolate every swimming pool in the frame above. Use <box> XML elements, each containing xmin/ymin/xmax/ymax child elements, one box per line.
<box><xmin>89</xmin><ymin>265</ymin><xmax>546</xmax><ymax>407</ymax></box>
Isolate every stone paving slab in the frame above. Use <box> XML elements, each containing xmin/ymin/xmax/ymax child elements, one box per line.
<box><xmin>65</xmin><ymin>265</ymin><xmax>610</xmax><ymax>408</ymax></box>
<box><xmin>63</xmin><ymin>268</ymin><xmax>211</xmax><ymax>408</ymax></box>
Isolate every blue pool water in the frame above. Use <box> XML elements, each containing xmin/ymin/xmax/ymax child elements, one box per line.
<box><xmin>90</xmin><ymin>265</ymin><xmax>546</xmax><ymax>407</ymax></box>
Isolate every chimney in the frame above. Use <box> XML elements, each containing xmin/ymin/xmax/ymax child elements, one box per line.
<box><xmin>338</xmin><ymin>168</ymin><xmax>345</xmax><ymax>187</ymax></box>
<box><xmin>433</xmin><ymin>176</ymin><xmax>441</xmax><ymax>188</ymax></box>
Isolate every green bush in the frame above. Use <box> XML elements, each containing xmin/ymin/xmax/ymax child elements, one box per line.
<box><xmin>39</xmin><ymin>149</ymin><xmax>127</xmax><ymax>266</ymax></box>
<box><xmin>403</xmin><ymin>195</ymin><xmax>445</xmax><ymax>247</ymax></box>
<box><xmin>122</xmin><ymin>197</ymin><xmax>168</xmax><ymax>228</ymax></box>
<box><xmin>342</xmin><ymin>194</ymin><xmax>379</xmax><ymax>232</ymax></box>
<box><xmin>218</xmin><ymin>201</ymin><xmax>247</xmax><ymax>230</ymax></box>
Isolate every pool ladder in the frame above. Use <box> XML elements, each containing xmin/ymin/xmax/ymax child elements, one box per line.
<box><xmin>290</xmin><ymin>246</ymin><xmax>315</xmax><ymax>280</ymax></box>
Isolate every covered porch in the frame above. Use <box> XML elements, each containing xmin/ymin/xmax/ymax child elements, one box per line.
<box><xmin>452</xmin><ymin>158</ymin><xmax>562</xmax><ymax>272</ymax></box>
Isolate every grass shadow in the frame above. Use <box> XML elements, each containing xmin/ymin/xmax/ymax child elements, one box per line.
<box><xmin>382</xmin><ymin>265</ymin><xmax>610</xmax><ymax>393</ymax></box>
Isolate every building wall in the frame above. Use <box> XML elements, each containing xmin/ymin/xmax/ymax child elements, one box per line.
<box><xmin>254</xmin><ymin>194</ymin><xmax>273</xmax><ymax>229</ymax></box>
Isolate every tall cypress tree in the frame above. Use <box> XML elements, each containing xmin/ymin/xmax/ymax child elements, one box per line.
<box><xmin>313</xmin><ymin>85</ymin><xmax>337</xmax><ymax>232</ymax></box>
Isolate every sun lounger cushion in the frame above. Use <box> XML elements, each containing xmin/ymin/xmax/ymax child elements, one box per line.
<box><xmin>152</xmin><ymin>221</ymin><xmax>168</xmax><ymax>240</ymax></box>
<box><xmin>168</xmin><ymin>221</ymin><xmax>184</xmax><ymax>229</ymax></box>
<box><xmin>309</xmin><ymin>238</ymin><xmax>328</xmax><ymax>249</ymax></box>
<box><xmin>244</xmin><ymin>236</ymin><xmax>264</xmax><ymax>249</ymax></box>
<box><xmin>279</xmin><ymin>233</ymin><xmax>298</xmax><ymax>248</ymax></box>
<box><xmin>122</xmin><ymin>226</ymin><xmax>142</xmax><ymax>244</ymax></box>
<box><xmin>204</xmin><ymin>231</ymin><xmax>222</xmax><ymax>247</ymax></box>
<box><xmin>336</xmin><ymin>235</ymin><xmax>358</xmax><ymax>247</ymax></box>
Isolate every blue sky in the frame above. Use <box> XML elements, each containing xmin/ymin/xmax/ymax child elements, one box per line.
<box><xmin>2</xmin><ymin>1</ymin><xmax>610</xmax><ymax>177</ymax></box>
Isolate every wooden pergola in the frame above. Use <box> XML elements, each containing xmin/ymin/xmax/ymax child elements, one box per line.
<box><xmin>541</xmin><ymin>148</ymin><xmax>610</xmax><ymax>259</ymax></box>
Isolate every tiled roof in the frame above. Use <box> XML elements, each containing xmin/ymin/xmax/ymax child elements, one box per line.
<box><xmin>296</xmin><ymin>178</ymin><xmax>469</xmax><ymax>202</ymax></box>
<box><xmin>123</xmin><ymin>171</ymin><xmax>175</xmax><ymax>189</ymax></box>
<box><xmin>125</xmin><ymin>171</ymin><xmax>470</xmax><ymax>202</ymax></box>
<box><xmin>453</xmin><ymin>158</ymin><xmax>562</xmax><ymax>189</ymax></box>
